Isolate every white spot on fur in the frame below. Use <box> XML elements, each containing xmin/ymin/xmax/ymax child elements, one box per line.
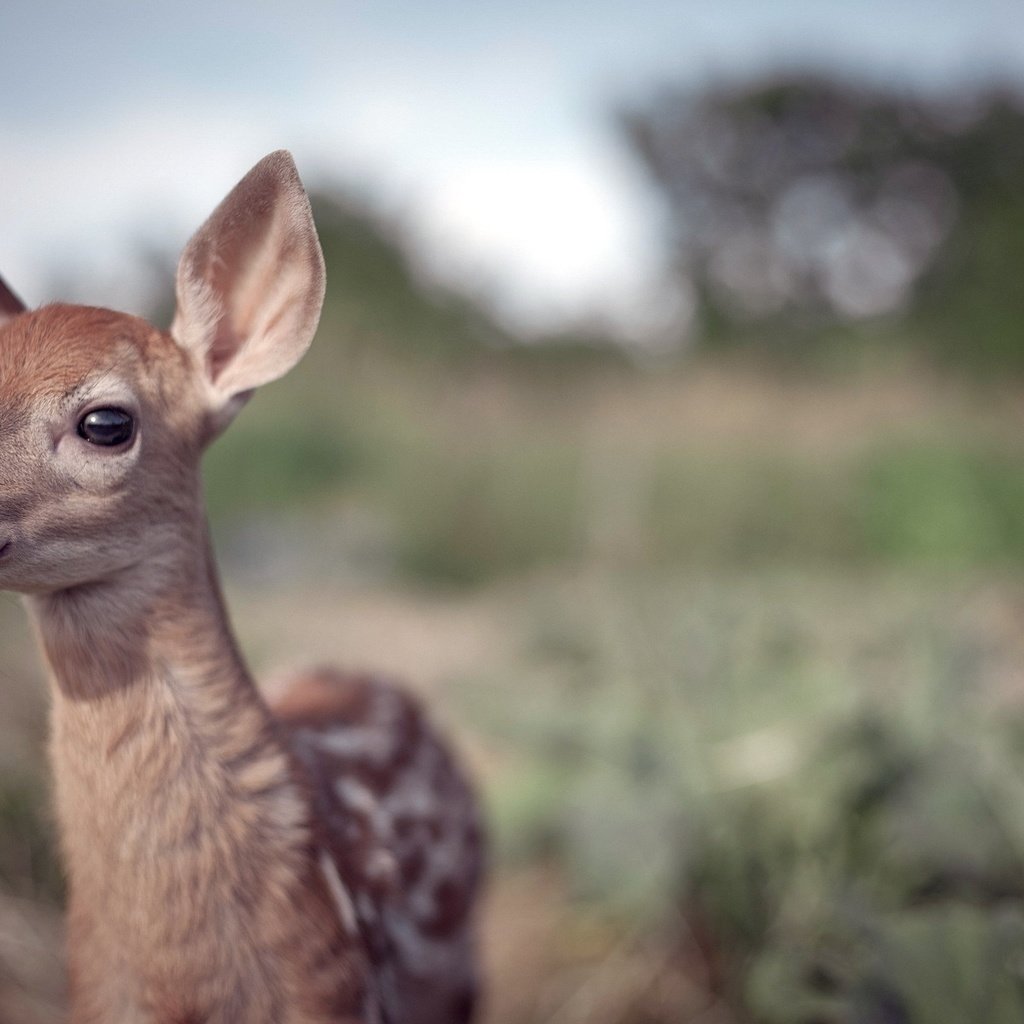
<box><xmin>365</xmin><ymin>849</ymin><xmax>399</xmax><ymax>885</ymax></box>
<box><xmin>319</xmin><ymin>848</ymin><xmax>358</xmax><ymax>937</ymax></box>
<box><xmin>306</xmin><ymin>724</ymin><xmax>393</xmax><ymax>762</ymax></box>
<box><xmin>335</xmin><ymin>776</ymin><xmax>377</xmax><ymax>816</ymax></box>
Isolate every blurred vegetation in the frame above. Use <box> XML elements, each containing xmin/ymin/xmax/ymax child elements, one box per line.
<box><xmin>461</xmin><ymin>571</ymin><xmax>1024</xmax><ymax>1021</ymax></box>
<box><xmin>621</xmin><ymin>74</ymin><xmax>1024</xmax><ymax>372</ymax></box>
<box><xmin>210</xmin><ymin>358</ymin><xmax>1024</xmax><ymax>585</ymax></box>
<box><xmin>200</xmin><ymin>110</ymin><xmax>1024</xmax><ymax>1020</ymax></box>
<box><xmin>196</xmin><ymin>170</ymin><xmax>1024</xmax><ymax>1020</ymax></box>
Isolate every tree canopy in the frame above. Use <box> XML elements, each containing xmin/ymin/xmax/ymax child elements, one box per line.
<box><xmin>622</xmin><ymin>74</ymin><xmax>1024</xmax><ymax>369</ymax></box>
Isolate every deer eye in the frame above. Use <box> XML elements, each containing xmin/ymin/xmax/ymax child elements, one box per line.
<box><xmin>77</xmin><ymin>408</ymin><xmax>135</xmax><ymax>447</ymax></box>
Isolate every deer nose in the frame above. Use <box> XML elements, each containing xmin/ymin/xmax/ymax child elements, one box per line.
<box><xmin>0</xmin><ymin>537</ymin><xmax>12</xmax><ymax>561</ymax></box>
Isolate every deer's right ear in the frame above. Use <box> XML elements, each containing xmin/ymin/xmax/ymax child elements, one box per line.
<box><xmin>0</xmin><ymin>274</ymin><xmax>27</xmax><ymax>326</ymax></box>
<box><xmin>171</xmin><ymin>151</ymin><xmax>325</xmax><ymax>434</ymax></box>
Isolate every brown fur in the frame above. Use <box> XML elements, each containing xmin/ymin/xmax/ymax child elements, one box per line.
<box><xmin>0</xmin><ymin>153</ymin><xmax>484</xmax><ymax>1024</ymax></box>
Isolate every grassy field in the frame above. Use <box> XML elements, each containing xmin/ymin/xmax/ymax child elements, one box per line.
<box><xmin>5</xmin><ymin>354</ymin><xmax>1024</xmax><ymax>1022</ymax></box>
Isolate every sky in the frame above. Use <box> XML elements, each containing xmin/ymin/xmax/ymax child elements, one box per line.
<box><xmin>2</xmin><ymin>0</ymin><xmax>1023</xmax><ymax>339</ymax></box>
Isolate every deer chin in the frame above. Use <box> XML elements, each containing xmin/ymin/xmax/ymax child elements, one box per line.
<box><xmin>0</xmin><ymin>534</ymin><xmax>118</xmax><ymax>596</ymax></box>
<box><xmin>0</xmin><ymin>535</ymin><xmax>29</xmax><ymax>590</ymax></box>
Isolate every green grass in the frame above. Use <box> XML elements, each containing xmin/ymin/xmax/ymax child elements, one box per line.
<box><xmin>203</xmin><ymin>351</ymin><xmax>1024</xmax><ymax>588</ymax></box>
<box><xmin>0</xmin><ymin>775</ymin><xmax>63</xmax><ymax>904</ymax></box>
<box><xmin>860</xmin><ymin>443</ymin><xmax>1024</xmax><ymax>565</ymax></box>
<box><xmin>451</xmin><ymin>568</ymin><xmax>1024</xmax><ymax>1020</ymax></box>
<box><xmin>384</xmin><ymin>438</ymin><xmax>585</xmax><ymax>586</ymax></box>
<box><xmin>203</xmin><ymin>414</ymin><xmax>363</xmax><ymax>520</ymax></box>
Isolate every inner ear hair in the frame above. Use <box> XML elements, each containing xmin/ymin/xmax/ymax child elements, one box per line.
<box><xmin>171</xmin><ymin>150</ymin><xmax>326</xmax><ymax>410</ymax></box>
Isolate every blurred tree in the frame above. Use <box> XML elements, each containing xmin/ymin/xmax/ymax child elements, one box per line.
<box><xmin>311</xmin><ymin>192</ymin><xmax>631</xmax><ymax>372</ymax></box>
<box><xmin>621</xmin><ymin>74</ymin><xmax>1024</xmax><ymax>369</ymax></box>
<box><xmin>311</xmin><ymin>193</ymin><xmax>509</xmax><ymax>364</ymax></box>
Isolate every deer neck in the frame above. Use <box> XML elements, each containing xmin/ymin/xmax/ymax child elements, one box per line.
<box><xmin>24</xmin><ymin>520</ymin><xmax>313</xmax><ymax>972</ymax></box>
<box><xmin>27</xmin><ymin>517</ymin><xmax>280</xmax><ymax>757</ymax></box>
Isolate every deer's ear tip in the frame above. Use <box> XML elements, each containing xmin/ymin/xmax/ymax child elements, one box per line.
<box><xmin>242</xmin><ymin>151</ymin><xmax>310</xmax><ymax>207</ymax></box>
<box><xmin>256</xmin><ymin>150</ymin><xmax>301</xmax><ymax>182</ymax></box>
<box><xmin>171</xmin><ymin>150</ymin><xmax>324</xmax><ymax>403</ymax></box>
<box><xmin>0</xmin><ymin>274</ymin><xmax>27</xmax><ymax>321</ymax></box>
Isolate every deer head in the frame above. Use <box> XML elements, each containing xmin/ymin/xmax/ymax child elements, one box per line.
<box><xmin>0</xmin><ymin>151</ymin><xmax>325</xmax><ymax>594</ymax></box>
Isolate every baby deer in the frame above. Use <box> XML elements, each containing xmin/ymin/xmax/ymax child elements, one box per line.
<box><xmin>0</xmin><ymin>152</ymin><xmax>484</xmax><ymax>1024</ymax></box>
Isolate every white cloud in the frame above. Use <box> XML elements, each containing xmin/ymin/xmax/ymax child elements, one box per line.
<box><xmin>402</xmin><ymin>147</ymin><xmax>668</xmax><ymax>335</ymax></box>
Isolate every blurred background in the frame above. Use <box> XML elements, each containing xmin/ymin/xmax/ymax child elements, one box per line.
<box><xmin>4</xmin><ymin>1</ymin><xmax>1024</xmax><ymax>1021</ymax></box>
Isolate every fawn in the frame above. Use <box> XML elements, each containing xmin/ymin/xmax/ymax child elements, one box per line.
<box><xmin>0</xmin><ymin>152</ymin><xmax>484</xmax><ymax>1024</ymax></box>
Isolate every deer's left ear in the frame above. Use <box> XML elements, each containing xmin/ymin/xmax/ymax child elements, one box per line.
<box><xmin>0</xmin><ymin>274</ymin><xmax>27</xmax><ymax>327</ymax></box>
<box><xmin>171</xmin><ymin>150</ymin><xmax>325</xmax><ymax>428</ymax></box>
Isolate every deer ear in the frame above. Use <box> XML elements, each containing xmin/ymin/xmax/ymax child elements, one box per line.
<box><xmin>0</xmin><ymin>274</ymin><xmax>27</xmax><ymax>326</ymax></box>
<box><xmin>171</xmin><ymin>151</ymin><xmax>325</xmax><ymax>428</ymax></box>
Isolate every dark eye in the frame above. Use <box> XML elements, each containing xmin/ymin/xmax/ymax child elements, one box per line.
<box><xmin>77</xmin><ymin>408</ymin><xmax>135</xmax><ymax>447</ymax></box>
